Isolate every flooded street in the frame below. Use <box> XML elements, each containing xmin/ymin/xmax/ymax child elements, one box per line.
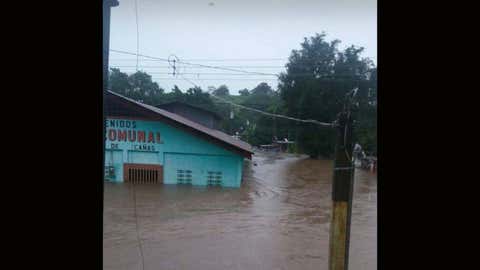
<box><xmin>103</xmin><ymin>151</ymin><xmax>377</xmax><ymax>270</ymax></box>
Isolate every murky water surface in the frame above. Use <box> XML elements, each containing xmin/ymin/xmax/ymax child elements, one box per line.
<box><xmin>104</xmin><ymin>151</ymin><xmax>377</xmax><ymax>270</ymax></box>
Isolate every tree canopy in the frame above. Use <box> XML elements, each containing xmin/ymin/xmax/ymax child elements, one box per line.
<box><xmin>108</xmin><ymin>32</ymin><xmax>376</xmax><ymax>158</ymax></box>
<box><xmin>212</xmin><ymin>85</ymin><xmax>230</xmax><ymax>96</ymax></box>
<box><xmin>278</xmin><ymin>32</ymin><xmax>376</xmax><ymax>158</ymax></box>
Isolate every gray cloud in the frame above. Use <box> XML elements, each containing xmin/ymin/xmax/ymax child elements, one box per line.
<box><xmin>109</xmin><ymin>0</ymin><xmax>376</xmax><ymax>94</ymax></box>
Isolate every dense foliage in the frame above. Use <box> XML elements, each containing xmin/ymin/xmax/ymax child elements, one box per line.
<box><xmin>279</xmin><ymin>33</ymin><xmax>376</xmax><ymax>157</ymax></box>
<box><xmin>108</xmin><ymin>33</ymin><xmax>376</xmax><ymax>158</ymax></box>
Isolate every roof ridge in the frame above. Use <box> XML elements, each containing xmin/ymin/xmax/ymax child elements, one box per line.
<box><xmin>107</xmin><ymin>91</ymin><xmax>252</xmax><ymax>156</ymax></box>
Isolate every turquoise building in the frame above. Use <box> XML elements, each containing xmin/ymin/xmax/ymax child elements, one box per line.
<box><xmin>104</xmin><ymin>91</ymin><xmax>253</xmax><ymax>187</ymax></box>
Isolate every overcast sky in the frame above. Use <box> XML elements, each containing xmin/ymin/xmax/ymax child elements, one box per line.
<box><xmin>109</xmin><ymin>0</ymin><xmax>377</xmax><ymax>94</ymax></box>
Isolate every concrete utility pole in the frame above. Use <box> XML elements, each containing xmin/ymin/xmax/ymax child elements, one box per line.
<box><xmin>328</xmin><ymin>93</ymin><xmax>355</xmax><ymax>270</ymax></box>
<box><xmin>103</xmin><ymin>0</ymin><xmax>119</xmax><ymax>180</ymax></box>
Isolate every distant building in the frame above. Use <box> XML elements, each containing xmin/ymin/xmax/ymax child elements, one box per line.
<box><xmin>259</xmin><ymin>138</ymin><xmax>295</xmax><ymax>152</ymax></box>
<box><xmin>274</xmin><ymin>138</ymin><xmax>295</xmax><ymax>152</ymax></box>
<box><xmin>104</xmin><ymin>91</ymin><xmax>253</xmax><ymax>187</ymax></box>
<box><xmin>155</xmin><ymin>101</ymin><xmax>222</xmax><ymax>130</ymax></box>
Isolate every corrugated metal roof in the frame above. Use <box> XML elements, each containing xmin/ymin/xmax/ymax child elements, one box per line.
<box><xmin>107</xmin><ymin>90</ymin><xmax>253</xmax><ymax>156</ymax></box>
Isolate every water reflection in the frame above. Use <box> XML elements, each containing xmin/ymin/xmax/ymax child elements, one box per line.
<box><xmin>104</xmin><ymin>151</ymin><xmax>376</xmax><ymax>270</ymax></box>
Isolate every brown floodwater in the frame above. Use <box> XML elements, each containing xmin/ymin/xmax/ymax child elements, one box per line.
<box><xmin>103</xmin><ymin>151</ymin><xmax>377</xmax><ymax>270</ymax></box>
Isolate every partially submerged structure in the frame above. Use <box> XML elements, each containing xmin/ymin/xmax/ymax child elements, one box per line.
<box><xmin>104</xmin><ymin>91</ymin><xmax>253</xmax><ymax>187</ymax></box>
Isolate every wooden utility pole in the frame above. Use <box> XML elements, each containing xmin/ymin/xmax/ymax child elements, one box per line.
<box><xmin>103</xmin><ymin>0</ymin><xmax>119</xmax><ymax>179</ymax></box>
<box><xmin>328</xmin><ymin>94</ymin><xmax>355</xmax><ymax>270</ymax></box>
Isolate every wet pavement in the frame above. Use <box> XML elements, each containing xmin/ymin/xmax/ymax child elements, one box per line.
<box><xmin>103</xmin><ymin>151</ymin><xmax>377</xmax><ymax>270</ymax></box>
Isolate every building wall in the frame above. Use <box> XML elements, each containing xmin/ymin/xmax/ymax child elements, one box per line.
<box><xmin>159</xmin><ymin>104</ymin><xmax>220</xmax><ymax>130</ymax></box>
<box><xmin>104</xmin><ymin>117</ymin><xmax>243</xmax><ymax>187</ymax></box>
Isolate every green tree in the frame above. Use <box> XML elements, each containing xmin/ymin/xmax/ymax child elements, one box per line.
<box><xmin>353</xmin><ymin>68</ymin><xmax>377</xmax><ymax>155</ymax></box>
<box><xmin>185</xmin><ymin>86</ymin><xmax>216</xmax><ymax>111</ymax></box>
<box><xmin>171</xmin><ymin>85</ymin><xmax>182</xmax><ymax>95</ymax></box>
<box><xmin>237</xmin><ymin>82</ymin><xmax>282</xmax><ymax>145</ymax></box>
<box><xmin>109</xmin><ymin>68</ymin><xmax>130</xmax><ymax>96</ymax></box>
<box><xmin>279</xmin><ymin>32</ymin><xmax>376</xmax><ymax>158</ymax></box>
<box><xmin>127</xmin><ymin>71</ymin><xmax>164</xmax><ymax>104</ymax></box>
<box><xmin>212</xmin><ymin>85</ymin><xmax>230</xmax><ymax>96</ymax></box>
<box><xmin>239</xmin><ymin>88</ymin><xmax>250</xmax><ymax>96</ymax></box>
<box><xmin>109</xmin><ymin>68</ymin><xmax>165</xmax><ymax>105</ymax></box>
<box><xmin>251</xmin><ymin>82</ymin><xmax>274</xmax><ymax>96</ymax></box>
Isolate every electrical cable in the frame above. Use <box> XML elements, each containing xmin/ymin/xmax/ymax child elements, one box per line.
<box><xmin>110</xmin><ymin>50</ymin><xmax>279</xmax><ymax>77</ymax></box>
<box><xmin>109</xmin><ymin>58</ymin><xmax>288</xmax><ymax>62</ymax></box>
<box><xmin>179</xmin><ymin>75</ymin><xmax>332</xmax><ymax>127</ymax></box>
<box><xmin>108</xmin><ymin>50</ymin><xmax>361</xmax><ymax>129</ymax></box>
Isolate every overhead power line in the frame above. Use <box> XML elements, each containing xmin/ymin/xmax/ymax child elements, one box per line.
<box><xmin>177</xmin><ymin>75</ymin><xmax>332</xmax><ymax>127</ymax></box>
<box><xmin>114</xmin><ymin>71</ymin><xmax>280</xmax><ymax>76</ymax></box>
<box><xmin>171</xmin><ymin>60</ymin><xmax>279</xmax><ymax>77</ymax></box>
<box><xmin>210</xmin><ymin>90</ymin><xmax>332</xmax><ymax>127</ymax></box>
<box><xmin>109</xmin><ymin>58</ymin><xmax>289</xmax><ymax>62</ymax></box>
<box><xmin>110</xmin><ymin>49</ymin><xmax>170</xmax><ymax>61</ymax></box>
<box><xmin>110</xmin><ymin>65</ymin><xmax>286</xmax><ymax>68</ymax></box>
<box><xmin>179</xmin><ymin>74</ymin><xmax>200</xmax><ymax>87</ymax></box>
<box><xmin>114</xmin><ymin>72</ymin><xmax>365</xmax><ymax>79</ymax></box>
<box><xmin>107</xmin><ymin>51</ymin><xmax>361</xmax><ymax>128</ymax></box>
<box><xmin>109</xmin><ymin>50</ymin><xmax>371</xmax><ymax>82</ymax></box>
<box><xmin>172</xmin><ymin>58</ymin><xmax>288</xmax><ymax>61</ymax></box>
<box><xmin>110</xmin><ymin>50</ymin><xmax>280</xmax><ymax>77</ymax></box>
<box><xmin>152</xmin><ymin>78</ymin><xmax>279</xmax><ymax>81</ymax></box>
